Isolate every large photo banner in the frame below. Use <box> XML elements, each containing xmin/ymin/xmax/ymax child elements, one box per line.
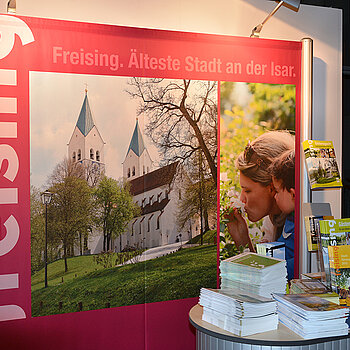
<box><xmin>0</xmin><ymin>14</ymin><xmax>301</xmax><ymax>350</ymax></box>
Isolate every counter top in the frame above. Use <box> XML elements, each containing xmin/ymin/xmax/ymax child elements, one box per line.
<box><xmin>189</xmin><ymin>304</ymin><xmax>350</xmax><ymax>347</ymax></box>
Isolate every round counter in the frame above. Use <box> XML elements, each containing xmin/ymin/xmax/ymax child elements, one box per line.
<box><xmin>189</xmin><ymin>304</ymin><xmax>350</xmax><ymax>350</ymax></box>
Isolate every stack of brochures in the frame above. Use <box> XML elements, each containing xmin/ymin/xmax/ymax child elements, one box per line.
<box><xmin>199</xmin><ymin>288</ymin><xmax>278</xmax><ymax>336</ymax></box>
<box><xmin>290</xmin><ymin>279</ymin><xmax>339</xmax><ymax>304</ymax></box>
<box><xmin>273</xmin><ymin>293</ymin><xmax>349</xmax><ymax>339</ymax></box>
<box><xmin>220</xmin><ymin>252</ymin><xmax>287</xmax><ymax>298</ymax></box>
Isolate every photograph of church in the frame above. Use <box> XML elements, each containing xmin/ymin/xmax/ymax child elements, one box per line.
<box><xmin>69</xmin><ymin>90</ymin><xmax>196</xmax><ymax>254</ymax></box>
<box><xmin>30</xmin><ymin>73</ymin><xmax>217</xmax><ymax>316</ymax></box>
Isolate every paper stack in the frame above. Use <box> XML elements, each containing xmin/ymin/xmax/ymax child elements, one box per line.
<box><xmin>199</xmin><ymin>288</ymin><xmax>278</xmax><ymax>336</ymax></box>
<box><xmin>220</xmin><ymin>252</ymin><xmax>287</xmax><ymax>298</ymax></box>
<box><xmin>273</xmin><ymin>293</ymin><xmax>349</xmax><ymax>339</ymax></box>
<box><xmin>290</xmin><ymin>279</ymin><xmax>339</xmax><ymax>304</ymax></box>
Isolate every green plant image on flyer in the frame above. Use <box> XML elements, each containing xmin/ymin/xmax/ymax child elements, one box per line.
<box><xmin>219</xmin><ymin>82</ymin><xmax>295</xmax><ymax>260</ymax></box>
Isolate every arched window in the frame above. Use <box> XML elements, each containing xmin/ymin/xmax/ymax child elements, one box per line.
<box><xmin>72</xmin><ymin>152</ymin><xmax>76</xmax><ymax>162</ymax></box>
<box><xmin>127</xmin><ymin>168</ymin><xmax>131</xmax><ymax>178</ymax></box>
<box><xmin>96</xmin><ymin>150</ymin><xmax>100</xmax><ymax>162</ymax></box>
<box><xmin>132</xmin><ymin>166</ymin><xmax>135</xmax><ymax>176</ymax></box>
<box><xmin>143</xmin><ymin>165</ymin><xmax>145</xmax><ymax>174</ymax></box>
<box><xmin>156</xmin><ymin>215</ymin><xmax>161</xmax><ymax>230</ymax></box>
<box><xmin>139</xmin><ymin>217</ymin><xmax>145</xmax><ymax>234</ymax></box>
<box><xmin>77</xmin><ymin>149</ymin><xmax>81</xmax><ymax>161</ymax></box>
<box><xmin>148</xmin><ymin>215</ymin><xmax>153</xmax><ymax>232</ymax></box>
<box><xmin>147</xmin><ymin>167</ymin><xmax>149</xmax><ymax>173</ymax></box>
<box><xmin>90</xmin><ymin>148</ymin><xmax>94</xmax><ymax>160</ymax></box>
<box><xmin>131</xmin><ymin>220</ymin><xmax>136</xmax><ymax>236</ymax></box>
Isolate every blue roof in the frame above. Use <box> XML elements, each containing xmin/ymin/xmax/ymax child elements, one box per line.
<box><xmin>127</xmin><ymin>119</ymin><xmax>145</xmax><ymax>156</ymax></box>
<box><xmin>76</xmin><ymin>93</ymin><xmax>94</xmax><ymax>136</ymax></box>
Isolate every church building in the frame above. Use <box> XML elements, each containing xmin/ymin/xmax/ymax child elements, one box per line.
<box><xmin>67</xmin><ymin>90</ymin><xmax>195</xmax><ymax>254</ymax></box>
<box><xmin>120</xmin><ymin>119</ymin><xmax>195</xmax><ymax>250</ymax></box>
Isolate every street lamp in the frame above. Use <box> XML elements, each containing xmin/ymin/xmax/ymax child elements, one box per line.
<box><xmin>41</xmin><ymin>190</ymin><xmax>53</xmax><ymax>288</ymax></box>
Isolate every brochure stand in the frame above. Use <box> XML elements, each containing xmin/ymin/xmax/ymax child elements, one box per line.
<box><xmin>302</xmin><ymin>202</ymin><xmax>332</xmax><ymax>273</ymax></box>
<box><xmin>189</xmin><ymin>305</ymin><xmax>350</xmax><ymax>350</ymax></box>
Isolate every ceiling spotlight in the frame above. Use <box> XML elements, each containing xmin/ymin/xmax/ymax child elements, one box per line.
<box><xmin>7</xmin><ymin>0</ymin><xmax>16</xmax><ymax>14</ymax></box>
<box><xmin>250</xmin><ymin>0</ymin><xmax>300</xmax><ymax>38</ymax></box>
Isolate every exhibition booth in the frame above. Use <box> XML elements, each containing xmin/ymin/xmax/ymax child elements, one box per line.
<box><xmin>0</xmin><ymin>1</ymin><xmax>345</xmax><ymax>349</ymax></box>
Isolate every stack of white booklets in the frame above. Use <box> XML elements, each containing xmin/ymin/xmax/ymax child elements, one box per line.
<box><xmin>273</xmin><ymin>293</ymin><xmax>349</xmax><ymax>339</ymax></box>
<box><xmin>220</xmin><ymin>252</ymin><xmax>287</xmax><ymax>298</ymax></box>
<box><xmin>199</xmin><ymin>288</ymin><xmax>278</xmax><ymax>336</ymax></box>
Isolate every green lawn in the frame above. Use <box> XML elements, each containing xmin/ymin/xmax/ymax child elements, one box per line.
<box><xmin>187</xmin><ymin>230</ymin><xmax>217</xmax><ymax>245</ymax></box>
<box><xmin>31</xmin><ymin>244</ymin><xmax>217</xmax><ymax>316</ymax></box>
<box><xmin>31</xmin><ymin>255</ymin><xmax>105</xmax><ymax>291</ymax></box>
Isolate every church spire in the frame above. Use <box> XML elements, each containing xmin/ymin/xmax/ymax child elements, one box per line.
<box><xmin>127</xmin><ymin>118</ymin><xmax>146</xmax><ymax>156</ymax></box>
<box><xmin>76</xmin><ymin>91</ymin><xmax>95</xmax><ymax>136</ymax></box>
<box><xmin>123</xmin><ymin>118</ymin><xmax>153</xmax><ymax>180</ymax></box>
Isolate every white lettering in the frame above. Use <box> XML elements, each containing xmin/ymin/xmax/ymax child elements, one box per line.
<box><xmin>0</xmin><ymin>69</ymin><xmax>16</xmax><ymax>85</ymax></box>
<box><xmin>0</xmin><ymin>122</ymin><xmax>17</xmax><ymax>138</ymax></box>
<box><xmin>0</xmin><ymin>97</ymin><xmax>17</xmax><ymax>114</ymax></box>
<box><xmin>0</xmin><ymin>188</ymin><xmax>18</xmax><ymax>204</ymax></box>
<box><xmin>0</xmin><ymin>305</ymin><xmax>26</xmax><ymax>321</ymax></box>
<box><xmin>0</xmin><ymin>215</ymin><xmax>20</xmax><ymax>256</ymax></box>
<box><xmin>0</xmin><ymin>15</ymin><xmax>34</xmax><ymax>59</ymax></box>
<box><xmin>329</xmin><ymin>220</ymin><xmax>336</xmax><ymax>227</ymax></box>
<box><xmin>0</xmin><ymin>273</ymin><xmax>19</xmax><ymax>290</ymax></box>
<box><xmin>53</xmin><ymin>46</ymin><xmax>120</xmax><ymax>71</ymax></box>
<box><xmin>0</xmin><ymin>144</ymin><xmax>19</xmax><ymax>182</ymax></box>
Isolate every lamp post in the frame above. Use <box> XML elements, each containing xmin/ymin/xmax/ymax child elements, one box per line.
<box><xmin>41</xmin><ymin>191</ymin><xmax>53</xmax><ymax>288</ymax></box>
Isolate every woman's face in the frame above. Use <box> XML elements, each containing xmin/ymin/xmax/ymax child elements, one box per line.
<box><xmin>239</xmin><ymin>172</ymin><xmax>278</xmax><ymax>222</ymax></box>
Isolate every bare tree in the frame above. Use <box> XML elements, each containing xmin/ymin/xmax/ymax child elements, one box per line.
<box><xmin>48</xmin><ymin>157</ymin><xmax>85</xmax><ymax>186</ymax></box>
<box><xmin>127</xmin><ymin>78</ymin><xmax>217</xmax><ymax>183</ymax></box>
<box><xmin>177</xmin><ymin>151</ymin><xmax>217</xmax><ymax>241</ymax></box>
<box><xmin>84</xmin><ymin>161</ymin><xmax>105</xmax><ymax>188</ymax></box>
<box><xmin>48</xmin><ymin>157</ymin><xmax>104</xmax><ymax>188</ymax></box>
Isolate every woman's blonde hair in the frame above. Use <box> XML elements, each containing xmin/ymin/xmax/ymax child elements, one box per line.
<box><xmin>235</xmin><ymin>130</ymin><xmax>295</xmax><ymax>186</ymax></box>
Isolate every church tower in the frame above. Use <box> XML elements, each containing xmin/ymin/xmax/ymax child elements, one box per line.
<box><xmin>68</xmin><ymin>90</ymin><xmax>105</xmax><ymax>184</ymax></box>
<box><xmin>123</xmin><ymin>118</ymin><xmax>153</xmax><ymax>180</ymax></box>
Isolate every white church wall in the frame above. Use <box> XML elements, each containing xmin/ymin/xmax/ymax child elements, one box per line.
<box><xmin>139</xmin><ymin>149</ymin><xmax>153</xmax><ymax>175</ymax></box>
<box><xmin>125</xmin><ymin>185</ymin><xmax>168</xmax><ymax>250</ymax></box>
<box><xmin>119</xmin><ymin>170</ymin><xmax>196</xmax><ymax>251</ymax></box>
<box><xmin>88</xmin><ymin>228</ymin><xmax>105</xmax><ymax>254</ymax></box>
<box><xmin>84</xmin><ymin>126</ymin><xmax>105</xmax><ymax>164</ymax></box>
<box><xmin>161</xmin><ymin>178</ymin><xmax>193</xmax><ymax>245</ymax></box>
<box><xmin>123</xmin><ymin>148</ymin><xmax>153</xmax><ymax>180</ymax></box>
<box><xmin>68</xmin><ymin>127</ymin><xmax>84</xmax><ymax>162</ymax></box>
<box><xmin>123</xmin><ymin>149</ymin><xmax>139</xmax><ymax>179</ymax></box>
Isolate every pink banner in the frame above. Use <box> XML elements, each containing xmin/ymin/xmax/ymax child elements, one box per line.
<box><xmin>0</xmin><ymin>14</ymin><xmax>301</xmax><ymax>350</ymax></box>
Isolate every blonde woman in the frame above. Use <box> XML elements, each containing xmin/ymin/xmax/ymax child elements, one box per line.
<box><xmin>226</xmin><ymin>131</ymin><xmax>295</xmax><ymax>253</ymax></box>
